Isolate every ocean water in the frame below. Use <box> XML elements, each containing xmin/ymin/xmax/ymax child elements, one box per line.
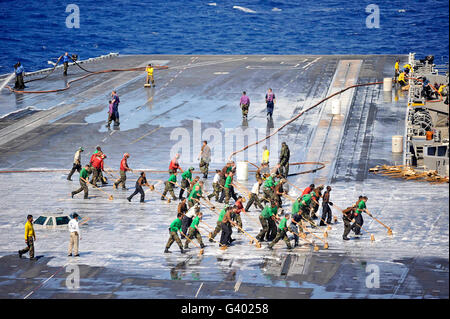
<box><xmin>0</xmin><ymin>0</ymin><xmax>448</xmax><ymax>74</ymax></box>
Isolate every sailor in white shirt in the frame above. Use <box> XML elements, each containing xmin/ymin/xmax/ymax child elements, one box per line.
<box><xmin>181</xmin><ymin>204</ymin><xmax>199</xmax><ymax>238</ymax></box>
<box><xmin>67</xmin><ymin>147</ymin><xmax>84</xmax><ymax>181</ymax></box>
<box><xmin>68</xmin><ymin>213</ymin><xmax>81</xmax><ymax>257</ymax></box>
<box><xmin>212</xmin><ymin>170</ymin><xmax>221</xmax><ymax>184</ymax></box>
<box><xmin>245</xmin><ymin>179</ymin><xmax>264</xmax><ymax>211</ymax></box>
<box><xmin>207</xmin><ymin>170</ymin><xmax>222</xmax><ymax>201</ymax></box>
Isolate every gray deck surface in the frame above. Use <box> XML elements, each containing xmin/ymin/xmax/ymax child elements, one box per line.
<box><xmin>0</xmin><ymin>55</ymin><xmax>448</xmax><ymax>299</ymax></box>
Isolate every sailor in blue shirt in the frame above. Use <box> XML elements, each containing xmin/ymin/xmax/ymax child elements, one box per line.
<box><xmin>15</xmin><ymin>64</ymin><xmax>24</xmax><ymax>75</ymax></box>
<box><xmin>62</xmin><ymin>52</ymin><xmax>70</xmax><ymax>76</ymax></box>
<box><xmin>14</xmin><ymin>62</ymin><xmax>25</xmax><ymax>90</ymax></box>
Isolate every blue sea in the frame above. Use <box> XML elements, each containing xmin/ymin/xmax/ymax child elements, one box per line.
<box><xmin>0</xmin><ymin>0</ymin><xmax>448</xmax><ymax>74</ymax></box>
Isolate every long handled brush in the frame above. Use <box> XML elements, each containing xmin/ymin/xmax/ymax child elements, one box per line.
<box><xmin>366</xmin><ymin>210</ymin><xmax>393</xmax><ymax>236</ymax></box>
<box><xmin>103</xmin><ymin>164</ymin><xmax>119</xmax><ymax>180</ymax></box>
<box><xmin>282</xmin><ymin>194</ymin><xmax>331</xmax><ymax>237</ymax></box>
<box><xmin>228</xmin><ymin>183</ymin><xmax>261</xmax><ymax>227</ymax></box>
<box><xmin>199</xmin><ymin>220</ymin><xmax>218</xmax><ymax>241</ymax></box>
<box><xmin>333</xmin><ymin>204</ymin><xmax>375</xmax><ymax>242</ymax></box>
<box><xmin>231</xmin><ymin>181</ymin><xmax>252</xmax><ymax>201</ymax></box>
<box><xmin>284</xmin><ymin>180</ymin><xmax>304</xmax><ymax>194</ymax></box>
<box><xmin>229</xmin><ymin>220</ymin><xmax>262</xmax><ymax>248</ymax></box>
<box><xmin>289</xmin><ymin>226</ymin><xmax>318</xmax><ymax>251</ymax></box>
<box><xmin>144</xmin><ymin>179</ymin><xmax>161</xmax><ymax>194</ymax></box>
<box><xmin>79</xmin><ymin>217</ymin><xmax>91</xmax><ymax>226</ymax></box>
<box><xmin>199</xmin><ymin>196</ymin><xmax>262</xmax><ymax>249</ymax></box>
<box><xmin>180</xmin><ymin>231</ymin><xmax>204</xmax><ymax>256</ymax></box>
<box><xmin>197</xmin><ymin>226</ymin><xmax>218</xmax><ymax>243</ymax></box>
<box><xmin>200</xmin><ymin>196</ymin><xmax>218</xmax><ymax>211</ymax></box>
<box><xmin>233</xmin><ymin>180</ymin><xmax>272</xmax><ymax>205</ymax></box>
<box><xmin>291</xmin><ymin>219</ymin><xmax>328</xmax><ymax>249</ymax></box>
<box><xmin>81</xmin><ymin>177</ymin><xmax>113</xmax><ymax>200</ymax></box>
<box><xmin>148</xmin><ymin>180</ymin><xmax>173</xmax><ymax>203</ymax></box>
<box><xmin>174</xmin><ymin>181</ymin><xmax>210</xmax><ymax>206</ymax></box>
<box><xmin>200</xmin><ymin>220</ymin><xmax>215</xmax><ymax>232</ymax></box>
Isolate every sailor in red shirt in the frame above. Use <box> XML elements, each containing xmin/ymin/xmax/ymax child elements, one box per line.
<box><xmin>169</xmin><ymin>153</ymin><xmax>183</xmax><ymax>174</ymax></box>
<box><xmin>114</xmin><ymin>153</ymin><xmax>132</xmax><ymax>190</ymax></box>
<box><xmin>232</xmin><ymin>196</ymin><xmax>246</xmax><ymax>232</ymax></box>
<box><xmin>91</xmin><ymin>153</ymin><xmax>106</xmax><ymax>187</ymax></box>
<box><xmin>89</xmin><ymin>146</ymin><xmax>103</xmax><ymax>165</ymax></box>
<box><xmin>301</xmin><ymin>183</ymin><xmax>315</xmax><ymax>197</ymax></box>
<box><xmin>89</xmin><ymin>153</ymin><xmax>97</xmax><ymax>166</ymax></box>
<box><xmin>88</xmin><ymin>146</ymin><xmax>108</xmax><ymax>186</ymax></box>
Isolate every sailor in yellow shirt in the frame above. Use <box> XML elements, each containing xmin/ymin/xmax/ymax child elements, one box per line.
<box><xmin>403</xmin><ymin>63</ymin><xmax>413</xmax><ymax>74</ymax></box>
<box><xmin>394</xmin><ymin>59</ymin><xmax>400</xmax><ymax>80</ymax></box>
<box><xmin>145</xmin><ymin>63</ymin><xmax>155</xmax><ymax>87</ymax></box>
<box><xmin>19</xmin><ymin>215</ymin><xmax>36</xmax><ymax>260</ymax></box>
<box><xmin>398</xmin><ymin>71</ymin><xmax>407</xmax><ymax>87</ymax></box>
<box><xmin>262</xmin><ymin>145</ymin><xmax>270</xmax><ymax>164</ymax></box>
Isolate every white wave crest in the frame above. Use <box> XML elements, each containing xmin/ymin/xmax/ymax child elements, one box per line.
<box><xmin>233</xmin><ymin>6</ymin><xmax>256</xmax><ymax>13</ymax></box>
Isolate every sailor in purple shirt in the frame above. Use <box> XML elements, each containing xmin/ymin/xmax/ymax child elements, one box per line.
<box><xmin>239</xmin><ymin>91</ymin><xmax>250</xmax><ymax>119</ymax></box>
<box><xmin>106</xmin><ymin>90</ymin><xmax>120</xmax><ymax>128</ymax></box>
<box><xmin>108</xmin><ymin>101</ymin><xmax>114</xmax><ymax>114</ymax></box>
<box><xmin>265</xmin><ymin>88</ymin><xmax>276</xmax><ymax>118</ymax></box>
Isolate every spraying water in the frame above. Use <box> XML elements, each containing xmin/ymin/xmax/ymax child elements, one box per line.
<box><xmin>0</xmin><ymin>73</ymin><xmax>15</xmax><ymax>91</ymax></box>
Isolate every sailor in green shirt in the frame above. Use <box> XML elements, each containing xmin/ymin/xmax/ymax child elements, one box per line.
<box><xmin>165</xmin><ymin>213</ymin><xmax>185</xmax><ymax>253</ymax></box>
<box><xmin>268</xmin><ymin>213</ymin><xmax>292</xmax><ymax>249</ymax></box>
<box><xmin>292</xmin><ymin>197</ymin><xmax>301</xmax><ymax>215</ymax></box>
<box><xmin>222</xmin><ymin>172</ymin><xmax>238</xmax><ymax>205</ymax></box>
<box><xmin>224</xmin><ymin>174</ymin><xmax>232</xmax><ymax>188</ymax></box>
<box><xmin>71</xmin><ymin>165</ymin><xmax>91</xmax><ymax>199</ymax></box>
<box><xmin>267</xmin><ymin>203</ymin><xmax>279</xmax><ymax>241</ymax></box>
<box><xmin>193</xmin><ymin>181</ymin><xmax>203</xmax><ymax>196</ymax></box>
<box><xmin>355</xmin><ymin>197</ymin><xmax>367</xmax><ymax>214</ymax></box>
<box><xmin>223</xmin><ymin>172</ymin><xmax>233</xmax><ymax>204</ymax></box>
<box><xmin>184</xmin><ymin>211</ymin><xmax>205</xmax><ymax>249</ymax></box>
<box><xmin>219</xmin><ymin>171</ymin><xmax>237</xmax><ymax>204</ymax></box>
<box><xmin>179</xmin><ymin>166</ymin><xmax>194</xmax><ymax>200</ymax></box>
<box><xmin>209</xmin><ymin>206</ymin><xmax>228</xmax><ymax>241</ymax></box>
<box><xmin>188</xmin><ymin>175</ymin><xmax>200</xmax><ymax>196</ymax></box>
<box><xmin>217</xmin><ymin>162</ymin><xmax>237</xmax><ymax>203</ymax></box>
<box><xmin>351</xmin><ymin>196</ymin><xmax>368</xmax><ymax>235</ymax></box>
<box><xmin>299</xmin><ymin>193</ymin><xmax>317</xmax><ymax>226</ymax></box>
<box><xmin>162</xmin><ymin>172</ymin><xmax>178</xmax><ymax>201</ymax></box>
<box><xmin>79</xmin><ymin>167</ymin><xmax>89</xmax><ymax>180</ymax></box>
<box><xmin>263</xmin><ymin>173</ymin><xmax>275</xmax><ymax>204</ymax></box>
<box><xmin>188</xmin><ymin>180</ymin><xmax>204</xmax><ymax>208</ymax></box>
<box><xmin>264</xmin><ymin>175</ymin><xmax>274</xmax><ymax>188</ymax></box>
<box><xmin>301</xmin><ymin>193</ymin><xmax>312</xmax><ymax>206</ymax></box>
<box><xmin>256</xmin><ymin>203</ymin><xmax>278</xmax><ymax>242</ymax></box>
<box><xmin>299</xmin><ymin>193</ymin><xmax>311</xmax><ymax>213</ymax></box>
